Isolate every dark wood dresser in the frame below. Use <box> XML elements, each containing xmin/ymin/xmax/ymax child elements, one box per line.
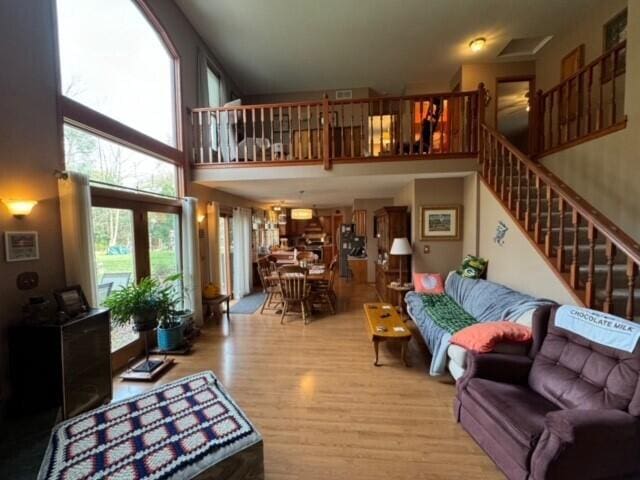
<box><xmin>374</xmin><ymin>206</ymin><xmax>410</xmax><ymax>305</ymax></box>
<box><xmin>10</xmin><ymin>308</ymin><xmax>112</xmax><ymax>419</ymax></box>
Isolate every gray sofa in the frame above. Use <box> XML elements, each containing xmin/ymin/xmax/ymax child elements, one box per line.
<box><xmin>405</xmin><ymin>272</ymin><xmax>552</xmax><ymax>377</ymax></box>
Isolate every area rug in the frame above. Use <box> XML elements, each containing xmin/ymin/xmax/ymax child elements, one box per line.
<box><xmin>230</xmin><ymin>292</ymin><xmax>267</xmax><ymax>315</ymax></box>
<box><xmin>38</xmin><ymin>371</ymin><xmax>262</xmax><ymax>480</ymax></box>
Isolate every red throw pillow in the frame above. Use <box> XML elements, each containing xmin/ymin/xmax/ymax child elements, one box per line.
<box><xmin>413</xmin><ymin>273</ymin><xmax>444</xmax><ymax>294</ymax></box>
<box><xmin>450</xmin><ymin>322</ymin><xmax>532</xmax><ymax>353</ymax></box>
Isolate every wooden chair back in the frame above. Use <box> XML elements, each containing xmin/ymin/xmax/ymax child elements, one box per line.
<box><xmin>278</xmin><ymin>265</ymin><xmax>308</xmax><ymax>301</ymax></box>
<box><xmin>257</xmin><ymin>258</ymin><xmax>273</xmax><ymax>289</ymax></box>
<box><xmin>327</xmin><ymin>258</ymin><xmax>338</xmax><ymax>291</ymax></box>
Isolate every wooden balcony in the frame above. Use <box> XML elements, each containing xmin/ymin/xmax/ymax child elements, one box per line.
<box><xmin>190</xmin><ymin>89</ymin><xmax>484</xmax><ymax>170</ymax></box>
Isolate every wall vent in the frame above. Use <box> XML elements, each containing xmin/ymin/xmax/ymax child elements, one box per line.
<box><xmin>335</xmin><ymin>89</ymin><xmax>353</xmax><ymax>100</ymax></box>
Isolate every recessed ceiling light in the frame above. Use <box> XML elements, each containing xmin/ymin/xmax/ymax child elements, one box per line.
<box><xmin>469</xmin><ymin>37</ymin><xmax>486</xmax><ymax>52</ymax></box>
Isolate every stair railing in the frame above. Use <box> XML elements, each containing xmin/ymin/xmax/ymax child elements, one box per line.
<box><xmin>480</xmin><ymin>123</ymin><xmax>640</xmax><ymax>320</ymax></box>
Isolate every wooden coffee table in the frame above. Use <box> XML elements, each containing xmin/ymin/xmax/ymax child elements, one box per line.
<box><xmin>363</xmin><ymin>303</ymin><xmax>412</xmax><ymax>367</ymax></box>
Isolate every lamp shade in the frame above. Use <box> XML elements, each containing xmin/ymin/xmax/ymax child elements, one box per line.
<box><xmin>390</xmin><ymin>237</ymin><xmax>412</xmax><ymax>255</ymax></box>
<box><xmin>291</xmin><ymin>208</ymin><xmax>313</xmax><ymax>220</ymax></box>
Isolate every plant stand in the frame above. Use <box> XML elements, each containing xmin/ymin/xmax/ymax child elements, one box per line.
<box><xmin>121</xmin><ymin>330</ymin><xmax>175</xmax><ymax>382</ymax></box>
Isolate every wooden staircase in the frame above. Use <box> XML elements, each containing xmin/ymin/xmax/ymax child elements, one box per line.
<box><xmin>479</xmin><ymin>124</ymin><xmax>640</xmax><ymax>321</ymax></box>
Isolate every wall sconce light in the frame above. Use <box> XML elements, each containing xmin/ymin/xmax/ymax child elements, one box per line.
<box><xmin>469</xmin><ymin>37</ymin><xmax>486</xmax><ymax>52</ymax></box>
<box><xmin>197</xmin><ymin>214</ymin><xmax>205</xmax><ymax>223</ymax></box>
<box><xmin>2</xmin><ymin>199</ymin><xmax>38</xmax><ymax>218</ymax></box>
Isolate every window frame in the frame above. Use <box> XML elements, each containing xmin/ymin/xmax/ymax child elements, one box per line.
<box><xmin>91</xmin><ymin>186</ymin><xmax>182</xmax><ymax>370</ymax></box>
<box><xmin>53</xmin><ymin>0</ymin><xmax>184</xmax><ymax>188</ymax></box>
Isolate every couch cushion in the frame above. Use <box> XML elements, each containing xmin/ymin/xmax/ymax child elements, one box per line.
<box><xmin>447</xmin><ymin>342</ymin><xmax>528</xmax><ymax>369</ymax></box>
<box><xmin>462</xmin><ymin>378</ymin><xmax>558</xmax><ymax>468</ymax></box>
<box><xmin>529</xmin><ymin>313</ymin><xmax>640</xmax><ymax>413</ymax></box>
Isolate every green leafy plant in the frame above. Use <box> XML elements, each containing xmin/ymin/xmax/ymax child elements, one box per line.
<box><xmin>103</xmin><ymin>274</ymin><xmax>182</xmax><ymax>329</ymax></box>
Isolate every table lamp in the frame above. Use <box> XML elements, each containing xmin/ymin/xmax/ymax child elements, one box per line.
<box><xmin>390</xmin><ymin>237</ymin><xmax>412</xmax><ymax>285</ymax></box>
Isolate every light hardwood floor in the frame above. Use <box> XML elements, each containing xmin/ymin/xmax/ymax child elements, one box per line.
<box><xmin>113</xmin><ymin>280</ymin><xmax>504</xmax><ymax>480</ymax></box>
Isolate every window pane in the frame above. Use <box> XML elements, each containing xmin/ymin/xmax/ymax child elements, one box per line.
<box><xmin>207</xmin><ymin>67</ymin><xmax>221</xmax><ymax>107</ymax></box>
<box><xmin>64</xmin><ymin>124</ymin><xmax>177</xmax><ymax>196</ymax></box>
<box><xmin>56</xmin><ymin>0</ymin><xmax>176</xmax><ymax>146</ymax></box>
<box><xmin>92</xmin><ymin>207</ymin><xmax>139</xmax><ymax>352</ymax></box>
<box><xmin>148</xmin><ymin>212</ymin><xmax>181</xmax><ymax>282</ymax></box>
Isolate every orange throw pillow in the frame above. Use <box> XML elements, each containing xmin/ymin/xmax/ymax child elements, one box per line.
<box><xmin>450</xmin><ymin>322</ymin><xmax>532</xmax><ymax>353</ymax></box>
<box><xmin>414</xmin><ymin>273</ymin><xmax>444</xmax><ymax>294</ymax></box>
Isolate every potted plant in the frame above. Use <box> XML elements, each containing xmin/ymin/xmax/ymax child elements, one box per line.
<box><xmin>103</xmin><ymin>277</ymin><xmax>170</xmax><ymax>332</ymax></box>
<box><xmin>155</xmin><ymin>274</ymin><xmax>186</xmax><ymax>351</ymax></box>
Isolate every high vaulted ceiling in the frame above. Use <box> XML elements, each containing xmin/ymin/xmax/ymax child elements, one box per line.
<box><xmin>176</xmin><ymin>0</ymin><xmax>598</xmax><ymax>96</ymax></box>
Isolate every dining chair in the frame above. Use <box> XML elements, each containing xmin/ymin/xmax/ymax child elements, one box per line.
<box><xmin>277</xmin><ymin>265</ymin><xmax>311</xmax><ymax>324</ymax></box>
<box><xmin>311</xmin><ymin>258</ymin><xmax>338</xmax><ymax>314</ymax></box>
<box><xmin>257</xmin><ymin>258</ymin><xmax>280</xmax><ymax>314</ymax></box>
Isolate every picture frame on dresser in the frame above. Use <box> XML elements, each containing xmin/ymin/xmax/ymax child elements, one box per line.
<box><xmin>420</xmin><ymin>205</ymin><xmax>462</xmax><ymax>241</ymax></box>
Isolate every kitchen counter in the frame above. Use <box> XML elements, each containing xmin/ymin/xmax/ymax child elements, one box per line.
<box><xmin>347</xmin><ymin>256</ymin><xmax>368</xmax><ymax>284</ymax></box>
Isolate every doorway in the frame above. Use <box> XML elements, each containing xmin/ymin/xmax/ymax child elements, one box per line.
<box><xmin>219</xmin><ymin>214</ymin><xmax>233</xmax><ymax>296</ymax></box>
<box><xmin>495</xmin><ymin>76</ymin><xmax>535</xmax><ymax>154</ymax></box>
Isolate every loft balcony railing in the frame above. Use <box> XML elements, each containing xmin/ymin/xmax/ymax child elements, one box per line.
<box><xmin>190</xmin><ymin>89</ymin><xmax>483</xmax><ymax>169</ymax></box>
<box><xmin>534</xmin><ymin>40</ymin><xmax>627</xmax><ymax>157</ymax></box>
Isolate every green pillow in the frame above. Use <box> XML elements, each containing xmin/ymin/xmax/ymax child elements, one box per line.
<box><xmin>457</xmin><ymin>255</ymin><xmax>488</xmax><ymax>279</ymax></box>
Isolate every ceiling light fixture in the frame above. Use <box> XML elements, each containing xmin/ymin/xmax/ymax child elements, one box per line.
<box><xmin>291</xmin><ymin>191</ymin><xmax>313</xmax><ymax>220</ymax></box>
<box><xmin>469</xmin><ymin>37</ymin><xmax>486</xmax><ymax>53</ymax></box>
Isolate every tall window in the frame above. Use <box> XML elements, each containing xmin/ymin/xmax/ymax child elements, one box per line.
<box><xmin>207</xmin><ymin>66</ymin><xmax>222</xmax><ymax>108</ymax></box>
<box><xmin>56</xmin><ymin>0</ymin><xmax>177</xmax><ymax>146</ymax></box>
<box><xmin>56</xmin><ymin>0</ymin><xmax>183</xmax><ymax>360</ymax></box>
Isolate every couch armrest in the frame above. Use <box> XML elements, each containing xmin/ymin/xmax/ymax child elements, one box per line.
<box><xmin>457</xmin><ymin>352</ymin><xmax>532</xmax><ymax>391</ymax></box>
<box><xmin>530</xmin><ymin>409</ymin><xmax>640</xmax><ymax>480</ymax></box>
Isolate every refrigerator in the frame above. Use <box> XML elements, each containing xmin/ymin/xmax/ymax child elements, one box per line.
<box><xmin>338</xmin><ymin>223</ymin><xmax>366</xmax><ymax>277</ymax></box>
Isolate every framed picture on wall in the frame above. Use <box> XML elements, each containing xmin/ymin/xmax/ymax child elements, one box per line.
<box><xmin>5</xmin><ymin>231</ymin><xmax>39</xmax><ymax>262</ymax></box>
<box><xmin>420</xmin><ymin>205</ymin><xmax>462</xmax><ymax>241</ymax></box>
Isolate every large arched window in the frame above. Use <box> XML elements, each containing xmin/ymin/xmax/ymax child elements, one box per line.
<box><xmin>57</xmin><ymin>0</ymin><xmax>178</xmax><ymax>147</ymax></box>
<box><xmin>56</xmin><ymin>0</ymin><xmax>181</xmax><ymax>197</ymax></box>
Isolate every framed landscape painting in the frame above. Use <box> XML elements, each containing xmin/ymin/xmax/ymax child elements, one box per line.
<box><xmin>420</xmin><ymin>205</ymin><xmax>461</xmax><ymax>240</ymax></box>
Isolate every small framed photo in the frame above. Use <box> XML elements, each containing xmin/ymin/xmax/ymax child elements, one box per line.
<box><xmin>54</xmin><ymin>285</ymin><xmax>89</xmax><ymax>318</ymax></box>
<box><xmin>5</xmin><ymin>231</ymin><xmax>39</xmax><ymax>262</ymax></box>
<box><xmin>420</xmin><ymin>205</ymin><xmax>462</xmax><ymax>241</ymax></box>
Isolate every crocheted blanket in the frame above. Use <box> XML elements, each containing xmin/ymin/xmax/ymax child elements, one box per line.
<box><xmin>420</xmin><ymin>293</ymin><xmax>477</xmax><ymax>334</ymax></box>
<box><xmin>38</xmin><ymin>371</ymin><xmax>261</xmax><ymax>480</ymax></box>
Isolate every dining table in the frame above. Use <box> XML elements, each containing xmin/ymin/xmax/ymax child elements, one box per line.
<box><xmin>265</xmin><ymin>265</ymin><xmax>328</xmax><ymax>283</ymax></box>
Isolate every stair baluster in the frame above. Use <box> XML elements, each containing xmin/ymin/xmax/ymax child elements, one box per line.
<box><xmin>570</xmin><ymin>209</ymin><xmax>581</xmax><ymax>289</ymax></box>
<box><xmin>585</xmin><ymin>222</ymin><xmax>597</xmax><ymax>308</ymax></box>
<box><xmin>556</xmin><ymin>197</ymin><xmax>566</xmax><ymax>272</ymax></box>
<box><xmin>508</xmin><ymin>151</ymin><xmax>514</xmax><ymax>210</ymax></box>
<box><xmin>603</xmin><ymin>239</ymin><xmax>616</xmax><ymax>314</ymax></box>
<box><xmin>534</xmin><ymin>176</ymin><xmax>542</xmax><ymax>244</ymax></box>
<box><xmin>544</xmin><ymin>186</ymin><xmax>553</xmax><ymax>257</ymax></box>
<box><xmin>524</xmin><ymin>169</ymin><xmax>532</xmax><ymax>231</ymax></box>
<box><xmin>516</xmin><ymin>157</ymin><xmax>522</xmax><ymax>220</ymax></box>
<box><xmin>626</xmin><ymin>258</ymin><xmax>638</xmax><ymax>321</ymax></box>
<box><xmin>500</xmin><ymin>143</ymin><xmax>506</xmax><ymax>201</ymax></box>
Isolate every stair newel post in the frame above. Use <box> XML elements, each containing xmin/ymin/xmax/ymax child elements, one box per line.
<box><xmin>556</xmin><ymin>197</ymin><xmax>566</xmax><ymax>272</ymax></box>
<box><xmin>534</xmin><ymin>176</ymin><xmax>542</xmax><ymax>244</ymax></box>
<box><xmin>524</xmin><ymin>169</ymin><xmax>532</xmax><ymax>231</ymax></box>
<box><xmin>603</xmin><ymin>239</ymin><xmax>616</xmax><ymax>313</ymax></box>
<box><xmin>544</xmin><ymin>185</ymin><xmax>553</xmax><ymax>257</ymax></box>
<box><xmin>322</xmin><ymin>94</ymin><xmax>331</xmax><ymax>170</ymax></box>
<box><xmin>533</xmin><ymin>89</ymin><xmax>544</xmax><ymax>156</ymax></box>
<box><xmin>569</xmin><ymin>209</ymin><xmax>582</xmax><ymax>289</ymax></box>
<box><xmin>585</xmin><ymin>222</ymin><xmax>597</xmax><ymax>308</ymax></box>
<box><xmin>626</xmin><ymin>258</ymin><xmax>638</xmax><ymax>321</ymax></box>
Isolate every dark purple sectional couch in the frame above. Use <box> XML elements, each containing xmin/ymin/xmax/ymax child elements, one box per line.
<box><xmin>455</xmin><ymin>305</ymin><xmax>640</xmax><ymax>480</ymax></box>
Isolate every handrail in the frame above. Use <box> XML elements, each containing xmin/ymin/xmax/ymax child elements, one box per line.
<box><xmin>480</xmin><ymin>123</ymin><xmax>639</xmax><ymax>319</ymax></box>
<box><xmin>535</xmin><ymin>40</ymin><xmax>627</xmax><ymax>156</ymax></box>
<box><xmin>190</xmin><ymin>88</ymin><xmax>482</xmax><ymax>169</ymax></box>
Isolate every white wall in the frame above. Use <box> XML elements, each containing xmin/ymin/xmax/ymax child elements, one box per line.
<box><xmin>477</xmin><ymin>181</ymin><xmax>579</xmax><ymax>305</ymax></box>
